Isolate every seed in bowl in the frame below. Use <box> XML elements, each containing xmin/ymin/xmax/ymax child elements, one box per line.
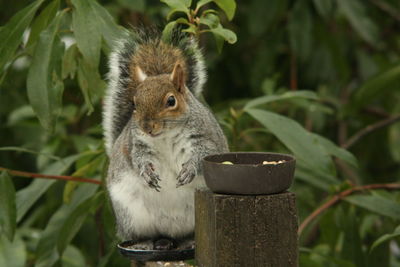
<box><xmin>221</xmin><ymin>161</ymin><xmax>234</xmax><ymax>165</ymax></box>
<box><xmin>262</xmin><ymin>160</ymin><xmax>286</xmax><ymax>165</ymax></box>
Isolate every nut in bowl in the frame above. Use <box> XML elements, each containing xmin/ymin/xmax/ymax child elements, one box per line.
<box><xmin>202</xmin><ymin>152</ymin><xmax>296</xmax><ymax>195</ymax></box>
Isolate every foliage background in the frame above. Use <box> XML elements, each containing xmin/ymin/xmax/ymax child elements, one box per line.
<box><xmin>1</xmin><ymin>0</ymin><xmax>400</xmax><ymax>266</ymax></box>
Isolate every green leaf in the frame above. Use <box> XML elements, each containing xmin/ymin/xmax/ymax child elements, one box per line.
<box><xmin>213</xmin><ymin>0</ymin><xmax>236</xmax><ymax>20</ymax></box>
<box><xmin>244</xmin><ymin>90</ymin><xmax>318</xmax><ymax>110</ymax></box>
<box><xmin>0</xmin><ymin>172</ymin><xmax>16</xmax><ymax>241</ymax></box>
<box><xmin>89</xmin><ymin>0</ymin><xmax>125</xmax><ymax>51</ymax></box>
<box><xmin>371</xmin><ymin>225</ymin><xmax>400</xmax><ymax>252</ymax></box>
<box><xmin>63</xmin><ymin>154</ymin><xmax>105</xmax><ymax>202</ymax></box>
<box><xmin>353</xmin><ymin>64</ymin><xmax>400</xmax><ymax>109</ymax></box>
<box><xmin>0</xmin><ymin>0</ymin><xmax>45</xmax><ymax>74</ymax></box>
<box><xmin>288</xmin><ymin>0</ymin><xmax>312</xmax><ymax>62</ymax></box>
<box><xmin>35</xmin><ymin>183</ymin><xmax>99</xmax><ymax>267</ymax></box>
<box><xmin>117</xmin><ymin>0</ymin><xmax>145</xmax><ymax>12</ymax></box>
<box><xmin>176</xmin><ymin>17</ymin><xmax>191</xmax><ymax>25</ymax></box>
<box><xmin>16</xmin><ymin>153</ymin><xmax>92</xmax><ymax>223</ymax></box>
<box><xmin>161</xmin><ymin>0</ymin><xmax>190</xmax><ymax>18</ymax></box>
<box><xmin>61</xmin><ymin>245</ymin><xmax>87</xmax><ymax>267</ymax></box>
<box><xmin>17</xmin><ymin>179</ymin><xmax>57</xmax><ymax>223</ymax></box>
<box><xmin>71</xmin><ymin>0</ymin><xmax>102</xmax><ymax>68</ymax></box>
<box><xmin>213</xmin><ymin>31</ymin><xmax>225</xmax><ymax>53</ymax></box>
<box><xmin>312</xmin><ymin>0</ymin><xmax>333</xmax><ymax>20</ymax></box>
<box><xmin>200</xmin><ymin>13</ymin><xmax>220</xmax><ymax>28</ymax></box>
<box><xmin>196</xmin><ymin>0</ymin><xmax>212</xmax><ymax>10</ymax></box>
<box><xmin>98</xmin><ymin>242</ymin><xmax>118</xmax><ymax>267</ymax></box>
<box><xmin>37</xmin><ymin>139</ymin><xmax>61</xmax><ymax>171</ymax></box>
<box><xmin>26</xmin><ymin>0</ymin><xmax>60</xmax><ymax>49</ymax></box>
<box><xmin>161</xmin><ymin>0</ymin><xmax>191</xmax><ymax>8</ymax></box>
<box><xmin>6</xmin><ymin>105</ymin><xmax>35</xmax><ymax>126</ymax></box>
<box><xmin>246</xmin><ymin>108</ymin><xmax>336</xmax><ymax>182</ymax></box>
<box><xmin>335</xmin><ymin>206</ymin><xmax>366</xmax><ymax>266</ymax></box>
<box><xmin>0</xmin><ymin>146</ymin><xmax>61</xmax><ymax>162</ymax></box>
<box><xmin>311</xmin><ymin>134</ymin><xmax>358</xmax><ymax>168</ymax></box>
<box><xmin>337</xmin><ymin>0</ymin><xmax>379</xmax><ymax>45</ymax></box>
<box><xmin>27</xmin><ymin>12</ymin><xmax>65</xmax><ymax>131</ymax></box>
<box><xmin>167</xmin><ymin>8</ymin><xmax>191</xmax><ymax>20</ymax></box>
<box><xmin>202</xmin><ymin>9</ymin><xmax>219</xmax><ymax>16</ymax></box>
<box><xmin>295</xmin><ymin>166</ymin><xmax>334</xmax><ymax>191</ymax></box>
<box><xmin>0</xmin><ymin>233</ymin><xmax>26</xmax><ymax>267</ymax></box>
<box><xmin>70</xmin><ymin>0</ymin><xmax>117</xmax><ymax>110</ymax></box>
<box><xmin>299</xmin><ymin>245</ymin><xmax>356</xmax><ymax>267</ymax></box>
<box><xmin>345</xmin><ymin>194</ymin><xmax>400</xmax><ymax>220</ymax></box>
<box><xmin>77</xmin><ymin>58</ymin><xmax>107</xmax><ymax>114</ymax></box>
<box><xmin>162</xmin><ymin>21</ymin><xmax>178</xmax><ymax>43</ymax></box>
<box><xmin>63</xmin><ymin>181</ymin><xmax>79</xmax><ymax>204</ymax></box>
<box><xmin>71</xmin><ymin>0</ymin><xmax>124</xmax><ymax>62</ymax></box>
<box><xmin>182</xmin><ymin>24</ymin><xmax>197</xmax><ymax>34</ymax></box>
<box><xmin>62</xmin><ymin>44</ymin><xmax>79</xmax><ymax>80</ymax></box>
<box><xmin>57</xmin><ymin>192</ymin><xmax>103</xmax><ymax>254</ymax></box>
<box><xmin>207</xmin><ymin>24</ymin><xmax>237</xmax><ymax>44</ymax></box>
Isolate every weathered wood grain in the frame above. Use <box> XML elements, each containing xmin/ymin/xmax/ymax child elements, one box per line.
<box><xmin>195</xmin><ymin>189</ymin><xmax>298</xmax><ymax>267</ymax></box>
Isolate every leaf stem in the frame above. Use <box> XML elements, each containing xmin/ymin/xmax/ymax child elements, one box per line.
<box><xmin>298</xmin><ymin>183</ymin><xmax>400</xmax><ymax>236</ymax></box>
<box><xmin>0</xmin><ymin>166</ymin><xmax>102</xmax><ymax>185</ymax></box>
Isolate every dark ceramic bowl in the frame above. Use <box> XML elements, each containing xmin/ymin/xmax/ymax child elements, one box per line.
<box><xmin>202</xmin><ymin>152</ymin><xmax>296</xmax><ymax>195</ymax></box>
<box><xmin>117</xmin><ymin>240</ymin><xmax>194</xmax><ymax>262</ymax></box>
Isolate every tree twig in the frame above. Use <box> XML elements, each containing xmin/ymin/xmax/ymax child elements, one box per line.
<box><xmin>342</xmin><ymin>114</ymin><xmax>400</xmax><ymax>149</ymax></box>
<box><xmin>370</xmin><ymin>0</ymin><xmax>400</xmax><ymax>22</ymax></box>
<box><xmin>298</xmin><ymin>183</ymin><xmax>400</xmax><ymax>236</ymax></box>
<box><xmin>0</xmin><ymin>166</ymin><xmax>102</xmax><ymax>185</ymax></box>
<box><xmin>362</xmin><ymin>106</ymin><xmax>391</xmax><ymax>118</ymax></box>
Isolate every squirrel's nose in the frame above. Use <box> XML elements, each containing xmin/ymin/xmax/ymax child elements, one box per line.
<box><xmin>143</xmin><ymin>121</ymin><xmax>155</xmax><ymax>135</ymax></box>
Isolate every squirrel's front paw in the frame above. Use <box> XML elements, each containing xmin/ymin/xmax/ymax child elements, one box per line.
<box><xmin>176</xmin><ymin>161</ymin><xmax>197</xmax><ymax>187</ymax></box>
<box><xmin>140</xmin><ymin>162</ymin><xmax>161</xmax><ymax>191</ymax></box>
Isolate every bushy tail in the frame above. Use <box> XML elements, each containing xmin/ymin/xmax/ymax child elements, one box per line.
<box><xmin>102</xmin><ymin>28</ymin><xmax>207</xmax><ymax>155</ymax></box>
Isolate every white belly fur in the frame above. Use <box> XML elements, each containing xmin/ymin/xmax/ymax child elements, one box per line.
<box><xmin>108</xmin><ymin>129</ymin><xmax>205</xmax><ymax>238</ymax></box>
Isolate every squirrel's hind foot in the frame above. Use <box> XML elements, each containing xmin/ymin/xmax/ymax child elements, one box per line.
<box><xmin>176</xmin><ymin>239</ymin><xmax>195</xmax><ymax>250</ymax></box>
<box><xmin>154</xmin><ymin>238</ymin><xmax>176</xmax><ymax>250</ymax></box>
<box><xmin>129</xmin><ymin>239</ymin><xmax>154</xmax><ymax>250</ymax></box>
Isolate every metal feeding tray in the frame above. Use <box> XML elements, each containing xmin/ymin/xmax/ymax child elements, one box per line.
<box><xmin>202</xmin><ymin>152</ymin><xmax>296</xmax><ymax>195</ymax></box>
<box><xmin>117</xmin><ymin>240</ymin><xmax>194</xmax><ymax>262</ymax></box>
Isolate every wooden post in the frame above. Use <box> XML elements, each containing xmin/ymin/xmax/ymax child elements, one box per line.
<box><xmin>130</xmin><ymin>261</ymin><xmax>145</xmax><ymax>267</ymax></box>
<box><xmin>129</xmin><ymin>260</ymin><xmax>192</xmax><ymax>267</ymax></box>
<box><xmin>195</xmin><ymin>189</ymin><xmax>298</xmax><ymax>267</ymax></box>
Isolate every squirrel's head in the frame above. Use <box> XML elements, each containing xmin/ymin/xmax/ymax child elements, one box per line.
<box><xmin>131</xmin><ymin>62</ymin><xmax>188</xmax><ymax>137</ymax></box>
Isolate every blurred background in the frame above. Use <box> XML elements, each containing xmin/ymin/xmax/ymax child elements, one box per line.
<box><xmin>0</xmin><ymin>0</ymin><xmax>400</xmax><ymax>266</ymax></box>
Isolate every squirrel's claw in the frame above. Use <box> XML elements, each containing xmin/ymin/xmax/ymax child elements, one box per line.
<box><xmin>176</xmin><ymin>162</ymin><xmax>196</xmax><ymax>187</ymax></box>
<box><xmin>141</xmin><ymin>163</ymin><xmax>161</xmax><ymax>191</ymax></box>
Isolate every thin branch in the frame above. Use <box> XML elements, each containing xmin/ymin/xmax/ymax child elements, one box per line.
<box><xmin>370</xmin><ymin>0</ymin><xmax>400</xmax><ymax>22</ymax></box>
<box><xmin>362</xmin><ymin>106</ymin><xmax>391</xmax><ymax>118</ymax></box>
<box><xmin>0</xmin><ymin>166</ymin><xmax>102</xmax><ymax>185</ymax></box>
<box><xmin>342</xmin><ymin>114</ymin><xmax>400</xmax><ymax>149</ymax></box>
<box><xmin>298</xmin><ymin>183</ymin><xmax>400</xmax><ymax>236</ymax></box>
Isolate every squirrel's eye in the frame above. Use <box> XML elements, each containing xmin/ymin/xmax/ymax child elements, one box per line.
<box><xmin>166</xmin><ymin>95</ymin><xmax>176</xmax><ymax>107</ymax></box>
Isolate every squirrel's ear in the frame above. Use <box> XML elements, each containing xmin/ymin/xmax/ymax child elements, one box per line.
<box><xmin>170</xmin><ymin>62</ymin><xmax>186</xmax><ymax>91</ymax></box>
<box><xmin>134</xmin><ymin>66</ymin><xmax>147</xmax><ymax>82</ymax></box>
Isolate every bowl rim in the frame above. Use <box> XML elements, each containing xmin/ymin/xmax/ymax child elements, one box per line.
<box><xmin>203</xmin><ymin>151</ymin><xmax>296</xmax><ymax>166</ymax></box>
<box><xmin>117</xmin><ymin>240</ymin><xmax>194</xmax><ymax>261</ymax></box>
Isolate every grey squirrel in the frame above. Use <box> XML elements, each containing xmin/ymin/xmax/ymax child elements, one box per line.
<box><xmin>103</xmin><ymin>29</ymin><xmax>229</xmax><ymax>249</ymax></box>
